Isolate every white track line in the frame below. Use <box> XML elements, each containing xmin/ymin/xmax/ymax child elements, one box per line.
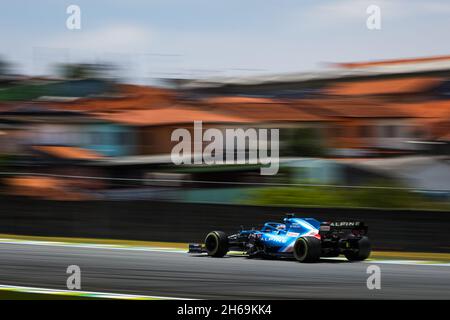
<box><xmin>0</xmin><ymin>238</ymin><xmax>186</xmax><ymax>254</ymax></box>
<box><xmin>0</xmin><ymin>284</ymin><xmax>192</xmax><ymax>300</ymax></box>
<box><xmin>367</xmin><ymin>259</ymin><xmax>450</xmax><ymax>267</ymax></box>
<box><xmin>0</xmin><ymin>238</ymin><xmax>449</xmax><ymax>267</ymax></box>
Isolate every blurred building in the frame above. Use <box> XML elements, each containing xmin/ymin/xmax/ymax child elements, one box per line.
<box><xmin>0</xmin><ymin>55</ymin><xmax>449</xmax><ymax>200</ymax></box>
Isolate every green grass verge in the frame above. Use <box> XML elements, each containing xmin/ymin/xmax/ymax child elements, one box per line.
<box><xmin>243</xmin><ymin>186</ymin><xmax>450</xmax><ymax>211</ymax></box>
<box><xmin>0</xmin><ymin>291</ymin><xmax>108</xmax><ymax>300</ymax></box>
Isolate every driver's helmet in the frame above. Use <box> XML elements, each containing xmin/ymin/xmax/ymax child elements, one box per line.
<box><xmin>276</xmin><ymin>224</ymin><xmax>286</xmax><ymax>230</ymax></box>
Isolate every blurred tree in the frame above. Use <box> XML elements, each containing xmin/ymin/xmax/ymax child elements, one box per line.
<box><xmin>0</xmin><ymin>57</ymin><xmax>12</xmax><ymax>75</ymax></box>
<box><xmin>56</xmin><ymin>63</ymin><xmax>115</xmax><ymax>79</ymax></box>
<box><xmin>245</xmin><ymin>185</ymin><xmax>450</xmax><ymax>210</ymax></box>
<box><xmin>281</xmin><ymin>127</ymin><xmax>325</xmax><ymax>157</ymax></box>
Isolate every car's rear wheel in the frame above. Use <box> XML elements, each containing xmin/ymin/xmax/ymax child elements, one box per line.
<box><xmin>204</xmin><ymin>231</ymin><xmax>228</xmax><ymax>257</ymax></box>
<box><xmin>293</xmin><ymin>236</ymin><xmax>321</xmax><ymax>263</ymax></box>
<box><xmin>344</xmin><ymin>236</ymin><xmax>371</xmax><ymax>261</ymax></box>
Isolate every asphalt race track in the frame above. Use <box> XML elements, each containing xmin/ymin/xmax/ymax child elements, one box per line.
<box><xmin>0</xmin><ymin>242</ymin><xmax>449</xmax><ymax>299</ymax></box>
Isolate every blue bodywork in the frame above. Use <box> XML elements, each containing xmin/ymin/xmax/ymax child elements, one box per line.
<box><xmin>235</xmin><ymin>217</ymin><xmax>322</xmax><ymax>255</ymax></box>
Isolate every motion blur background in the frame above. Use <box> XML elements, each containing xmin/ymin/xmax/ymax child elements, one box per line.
<box><xmin>0</xmin><ymin>1</ymin><xmax>449</xmax><ymax>248</ymax></box>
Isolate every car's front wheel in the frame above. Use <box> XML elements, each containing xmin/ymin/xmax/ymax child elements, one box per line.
<box><xmin>293</xmin><ymin>236</ymin><xmax>321</xmax><ymax>263</ymax></box>
<box><xmin>204</xmin><ymin>231</ymin><xmax>228</xmax><ymax>257</ymax></box>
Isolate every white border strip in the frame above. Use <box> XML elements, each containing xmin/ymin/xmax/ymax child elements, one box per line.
<box><xmin>0</xmin><ymin>284</ymin><xmax>192</xmax><ymax>300</ymax></box>
<box><xmin>0</xmin><ymin>238</ymin><xmax>186</xmax><ymax>254</ymax></box>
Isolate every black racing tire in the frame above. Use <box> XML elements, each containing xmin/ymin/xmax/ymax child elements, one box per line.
<box><xmin>344</xmin><ymin>236</ymin><xmax>371</xmax><ymax>261</ymax></box>
<box><xmin>204</xmin><ymin>231</ymin><xmax>229</xmax><ymax>257</ymax></box>
<box><xmin>293</xmin><ymin>236</ymin><xmax>322</xmax><ymax>263</ymax></box>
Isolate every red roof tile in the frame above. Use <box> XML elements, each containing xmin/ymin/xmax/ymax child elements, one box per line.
<box><xmin>393</xmin><ymin>100</ymin><xmax>450</xmax><ymax>119</ymax></box>
<box><xmin>47</xmin><ymin>85</ymin><xmax>177</xmax><ymax>112</ymax></box>
<box><xmin>325</xmin><ymin>77</ymin><xmax>442</xmax><ymax>96</ymax></box>
<box><xmin>292</xmin><ymin>99</ymin><xmax>412</xmax><ymax>118</ymax></box>
<box><xmin>34</xmin><ymin>146</ymin><xmax>103</xmax><ymax>160</ymax></box>
<box><xmin>202</xmin><ymin>96</ymin><xmax>279</xmax><ymax>104</ymax></box>
<box><xmin>206</xmin><ymin>103</ymin><xmax>329</xmax><ymax>122</ymax></box>
<box><xmin>336</xmin><ymin>55</ymin><xmax>450</xmax><ymax>69</ymax></box>
<box><xmin>93</xmin><ymin>107</ymin><xmax>251</xmax><ymax>126</ymax></box>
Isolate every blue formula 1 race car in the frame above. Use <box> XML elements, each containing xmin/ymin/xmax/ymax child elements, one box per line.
<box><xmin>188</xmin><ymin>214</ymin><xmax>371</xmax><ymax>262</ymax></box>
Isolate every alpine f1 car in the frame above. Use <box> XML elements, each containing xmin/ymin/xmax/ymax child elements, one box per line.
<box><xmin>188</xmin><ymin>214</ymin><xmax>370</xmax><ymax>262</ymax></box>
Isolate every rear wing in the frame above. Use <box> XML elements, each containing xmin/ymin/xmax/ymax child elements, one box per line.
<box><xmin>319</xmin><ymin>221</ymin><xmax>368</xmax><ymax>236</ymax></box>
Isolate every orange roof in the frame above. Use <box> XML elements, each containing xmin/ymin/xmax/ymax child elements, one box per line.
<box><xmin>200</xmin><ymin>95</ymin><xmax>417</xmax><ymax>121</ymax></box>
<box><xmin>118</xmin><ymin>84</ymin><xmax>175</xmax><ymax>96</ymax></box>
<box><xmin>394</xmin><ymin>100</ymin><xmax>450</xmax><ymax>119</ymax></box>
<box><xmin>394</xmin><ymin>101</ymin><xmax>450</xmax><ymax>139</ymax></box>
<box><xmin>34</xmin><ymin>146</ymin><xmax>103</xmax><ymax>160</ymax></box>
<box><xmin>318</xmin><ymin>105</ymin><xmax>410</xmax><ymax>118</ymax></box>
<box><xmin>203</xmin><ymin>96</ymin><xmax>279</xmax><ymax>104</ymax></box>
<box><xmin>325</xmin><ymin>77</ymin><xmax>442</xmax><ymax>96</ymax></box>
<box><xmin>292</xmin><ymin>99</ymin><xmax>412</xmax><ymax>118</ymax></box>
<box><xmin>7</xmin><ymin>176</ymin><xmax>61</xmax><ymax>189</ymax></box>
<box><xmin>206</xmin><ymin>103</ymin><xmax>329</xmax><ymax>122</ymax></box>
<box><xmin>5</xmin><ymin>176</ymin><xmax>95</xmax><ymax>200</ymax></box>
<box><xmin>94</xmin><ymin>107</ymin><xmax>251</xmax><ymax>126</ymax></box>
<box><xmin>47</xmin><ymin>84</ymin><xmax>177</xmax><ymax>113</ymax></box>
<box><xmin>336</xmin><ymin>55</ymin><xmax>450</xmax><ymax>69</ymax></box>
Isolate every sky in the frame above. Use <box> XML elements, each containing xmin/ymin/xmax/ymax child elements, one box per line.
<box><xmin>1</xmin><ymin>0</ymin><xmax>450</xmax><ymax>84</ymax></box>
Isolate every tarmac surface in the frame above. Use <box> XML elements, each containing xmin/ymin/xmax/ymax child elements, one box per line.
<box><xmin>0</xmin><ymin>242</ymin><xmax>449</xmax><ymax>299</ymax></box>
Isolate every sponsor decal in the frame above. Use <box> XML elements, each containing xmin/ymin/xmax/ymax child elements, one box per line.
<box><xmin>265</xmin><ymin>235</ymin><xmax>288</xmax><ymax>244</ymax></box>
<box><xmin>330</xmin><ymin>221</ymin><xmax>361</xmax><ymax>227</ymax></box>
<box><xmin>287</xmin><ymin>232</ymin><xmax>300</xmax><ymax>237</ymax></box>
